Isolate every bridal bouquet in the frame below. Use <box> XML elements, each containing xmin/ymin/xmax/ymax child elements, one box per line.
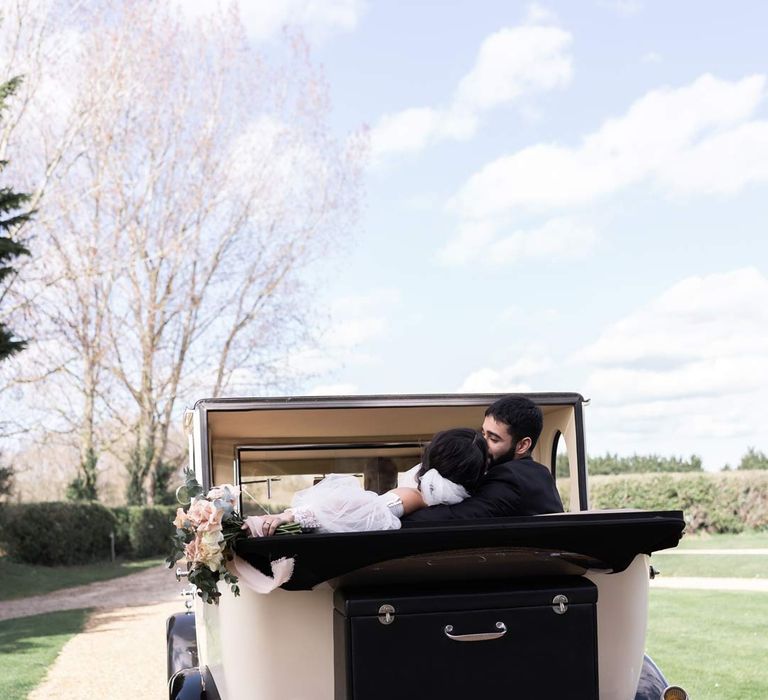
<box><xmin>167</xmin><ymin>470</ymin><xmax>299</xmax><ymax>604</ymax></box>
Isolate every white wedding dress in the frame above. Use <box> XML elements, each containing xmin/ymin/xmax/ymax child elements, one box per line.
<box><xmin>289</xmin><ymin>467</ymin><xmax>469</xmax><ymax>533</ymax></box>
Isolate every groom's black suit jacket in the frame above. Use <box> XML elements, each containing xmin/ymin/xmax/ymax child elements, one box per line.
<box><xmin>401</xmin><ymin>455</ymin><xmax>564</xmax><ymax>524</ymax></box>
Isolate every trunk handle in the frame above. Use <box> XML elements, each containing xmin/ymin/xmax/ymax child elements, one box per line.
<box><xmin>443</xmin><ymin>621</ymin><xmax>507</xmax><ymax>642</ymax></box>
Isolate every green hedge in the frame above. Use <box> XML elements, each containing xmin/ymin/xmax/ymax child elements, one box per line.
<box><xmin>123</xmin><ymin>505</ymin><xmax>177</xmax><ymax>558</ymax></box>
<box><xmin>110</xmin><ymin>506</ymin><xmax>132</xmax><ymax>556</ymax></box>
<box><xmin>0</xmin><ymin>502</ymin><xmax>177</xmax><ymax>565</ymax></box>
<box><xmin>0</xmin><ymin>502</ymin><xmax>117</xmax><ymax>565</ymax></box>
<box><xmin>558</xmin><ymin>470</ymin><xmax>768</xmax><ymax>534</ymax></box>
<box><xmin>3</xmin><ymin>472</ymin><xmax>766</xmax><ymax>564</ymax></box>
<box><xmin>110</xmin><ymin>505</ymin><xmax>177</xmax><ymax>558</ymax></box>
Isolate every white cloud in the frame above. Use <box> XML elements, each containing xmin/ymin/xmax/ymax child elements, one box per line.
<box><xmin>181</xmin><ymin>0</ymin><xmax>364</xmax><ymax>43</ymax></box>
<box><xmin>581</xmin><ymin>267</ymin><xmax>768</xmax><ymax>371</ymax></box>
<box><xmin>439</xmin><ymin>216</ymin><xmax>597</xmax><ymax>266</ymax></box>
<box><xmin>441</xmin><ymin>74</ymin><xmax>768</xmax><ymax>265</ymax></box>
<box><xmin>586</xmin><ymin>358</ymin><xmax>767</xmax><ymax>404</ymax></box>
<box><xmin>453</xmin><ymin>25</ymin><xmax>572</xmax><ymax>113</ymax></box>
<box><xmin>370</xmin><ymin>13</ymin><xmax>572</xmax><ymax>161</ymax></box>
<box><xmin>284</xmin><ymin>289</ymin><xmax>400</xmax><ymax>378</ymax></box>
<box><xmin>451</xmin><ymin>74</ymin><xmax>767</xmax><ymax>219</ymax></box>
<box><xmin>657</xmin><ymin>121</ymin><xmax>768</xmax><ymax>195</ymax></box>
<box><xmin>458</xmin><ymin>356</ymin><xmax>553</xmax><ymax>393</ymax></box>
<box><xmin>371</xmin><ymin>107</ymin><xmax>474</xmax><ymax>160</ymax></box>
<box><xmin>580</xmin><ymin>268</ymin><xmax>768</xmax><ymax>467</ymax></box>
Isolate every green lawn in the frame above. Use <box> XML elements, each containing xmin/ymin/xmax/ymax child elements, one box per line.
<box><xmin>647</xmin><ymin>589</ymin><xmax>768</xmax><ymax>700</ymax></box>
<box><xmin>0</xmin><ymin>557</ymin><xmax>163</xmax><ymax>601</ymax></box>
<box><xmin>651</xmin><ymin>552</ymin><xmax>767</xmax><ymax>578</ymax></box>
<box><xmin>677</xmin><ymin>530</ymin><xmax>768</xmax><ymax>549</ymax></box>
<box><xmin>650</xmin><ymin>530</ymin><xmax>768</xmax><ymax>577</ymax></box>
<box><xmin>0</xmin><ymin>609</ymin><xmax>91</xmax><ymax>698</ymax></box>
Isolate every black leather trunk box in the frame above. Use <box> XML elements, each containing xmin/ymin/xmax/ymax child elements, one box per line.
<box><xmin>334</xmin><ymin>577</ymin><xmax>598</xmax><ymax>700</ymax></box>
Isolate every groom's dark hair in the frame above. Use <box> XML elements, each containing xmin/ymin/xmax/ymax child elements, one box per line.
<box><xmin>485</xmin><ymin>396</ymin><xmax>543</xmax><ymax>452</ymax></box>
<box><xmin>418</xmin><ymin>428</ymin><xmax>488</xmax><ymax>492</ymax></box>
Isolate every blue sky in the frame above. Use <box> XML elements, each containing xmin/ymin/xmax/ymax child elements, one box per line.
<box><xmin>191</xmin><ymin>1</ymin><xmax>768</xmax><ymax>470</ymax></box>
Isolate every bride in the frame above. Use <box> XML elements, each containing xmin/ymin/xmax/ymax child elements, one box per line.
<box><xmin>243</xmin><ymin>428</ymin><xmax>488</xmax><ymax>536</ymax></box>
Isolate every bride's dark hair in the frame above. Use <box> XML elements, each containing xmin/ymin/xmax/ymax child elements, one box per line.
<box><xmin>417</xmin><ymin>428</ymin><xmax>488</xmax><ymax>492</ymax></box>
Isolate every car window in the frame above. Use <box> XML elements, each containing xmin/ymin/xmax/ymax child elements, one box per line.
<box><xmin>236</xmin><ymin>442</ymin><xmax>423</xmax><ymax>516</ymax></box>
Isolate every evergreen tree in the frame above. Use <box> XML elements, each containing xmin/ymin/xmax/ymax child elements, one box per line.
<box><xmin>65</xmin><ymin>447</ymin><xmax>99</xmax><ymax>501</ymax></box>
<box><xmin>0</xmin><ymin>76</ymin><xmax>33</xmax><ymax>363</ymax></box>
<box><xmin>0</xmin><ymin>456</ymin><xmax>14</xmax><ymax>498</ymax></box>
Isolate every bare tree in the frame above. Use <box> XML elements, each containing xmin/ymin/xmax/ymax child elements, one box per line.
<box><xmin>0</xmin><ymin>0</ymin><xmax>107</xmax><ymax>487</ymax></box>
<box><xmin>1</xmin><ymin>0</ymin><xmax>366</xmax><ymax>503</ymax></box>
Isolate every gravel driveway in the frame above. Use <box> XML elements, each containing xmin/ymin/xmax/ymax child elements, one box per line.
<box><xmin>1</xmin><ymin>564</ymin><xmax>185</xmax><ymax>699</ymax></box>
<box><xmin>0</xmin><ymin>564</ymin><xmax>180</xmax><ymax>622</ymax></box>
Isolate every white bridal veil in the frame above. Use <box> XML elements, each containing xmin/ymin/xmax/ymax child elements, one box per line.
<box><xmin>292</xmin><ymin>475</ymin><xmax>402</xmax><ymax>533</ymax></box>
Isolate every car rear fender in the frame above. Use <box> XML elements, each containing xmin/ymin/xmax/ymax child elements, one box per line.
<box><xmin>166</xmin><ymin>612</ymin><xmax>198</xmax><ymax>681</ymax></box>
<box><xmin>634</xmin><ymin>654</ymin><xmax>669</xmax><ymax>699</ymax></box>
<box><xmin>168</xmin><ymin>666</ymin><xmax>221</xmax><ymax>700</ymax></box>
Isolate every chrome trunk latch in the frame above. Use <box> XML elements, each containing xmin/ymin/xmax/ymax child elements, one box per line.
<box><xmin>378</xmin><ymin>604</ymin><xmax>395</xmax><ymax>624</ymax></box>
<box><xmin>552</xmin><ymin>594</ymin><xmax>569</xmax><ymax>615</ymax></box>
<box><xmin>175</xmin><ymin>567</ymin><xmax>190</xmax><ymax>582</ymax></box>
<box><xmin>181</xmin><ymin>586</ymin><xmax>195</xmax><ymax>612</ymax></box>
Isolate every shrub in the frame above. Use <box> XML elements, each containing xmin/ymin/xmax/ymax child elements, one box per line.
<box><xmin>557</xmin><ymin>452</ymin><xmax>703</xmax><ymax>478</ymax></box>
<box><xmin>558</xmin><ymin>470</ymin><xmax>768</xmax><ymax>534</ymax></box>
<box><xmin>1</xmin><ymin>501</ymin><xmax>116</xmax><ymax>565</ymax></box>
<box><xmin>125</xmin><ymin>505</ymin><xmax>177</xmax><ymax>558</ymax></box>
<box><xmin>738</xmin><ymin>447</ymin><xmax>768</xmax><ymax>470</ymax></box>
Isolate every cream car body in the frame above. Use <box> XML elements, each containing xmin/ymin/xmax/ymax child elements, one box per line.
<box><xmin>168</xmin><ymin>393</ymin><xmax>685</xmax><ymax>700</ymax></box>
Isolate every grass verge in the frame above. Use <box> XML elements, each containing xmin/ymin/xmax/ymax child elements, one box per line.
<box><xmin>0</xmin><ymin>608</ymin><xmax>91</xmax><ymax>698</ymax></box>
<box><xmin>647</xmin><ymin>589</ymin><xmax>768</xmax><ymax>700</ymax></box>
<box><xmin>0</xmin><ymin>558</ymin><xmax>163</xmax><ymax>601</ymax></box>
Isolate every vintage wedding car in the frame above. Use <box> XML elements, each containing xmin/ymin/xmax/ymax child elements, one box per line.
<box><xmin>167</xmin><ymin>393</ymin><xmax>689</xmax><ymax>700</ymax></box>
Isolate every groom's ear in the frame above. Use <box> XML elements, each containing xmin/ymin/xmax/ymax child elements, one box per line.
<box><xmin>514</xmin><ymin>436</ymin><xmax>532</xmax><ymax>458</ymax></box>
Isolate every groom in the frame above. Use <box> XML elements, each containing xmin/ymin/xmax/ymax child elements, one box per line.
<box><xmin>402</xmin><ymin>395</ymin><xmax>563</xmax><ymax>523</ymax></box>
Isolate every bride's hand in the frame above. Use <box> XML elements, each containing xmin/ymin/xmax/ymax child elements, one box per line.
<box><xmin>242</xmin><ymin>512</ymin><xmax>294</xmax><ymax>537</ymax></box>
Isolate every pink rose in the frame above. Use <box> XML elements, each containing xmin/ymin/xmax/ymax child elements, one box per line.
<box><xmin>187</xmin><ymin>498</ymin><xmax>219</xmax><ymax>527</ymax></box>
<box><xmin>197</xmin><ymin>531</ymin><xmax>224</xmax><ymax>571</ymax></box>
<box><xmin>198</xmin><ymin>505</ymin><xmax>224</xmax><ymax>533</ymax></box>
<box><xmin>184</xmin><ymin>538</ymin><xmax>199</xmax><ymax>562</ymax></box>
<box><xmin>173</xmin><ymin>508</ymin><xmax>188</xmax><ymax>530</ymax></box>
<box><xmin>207</xmin><ymin>484</ymin><xmax>240</xmax><ymax>505</ymax></box>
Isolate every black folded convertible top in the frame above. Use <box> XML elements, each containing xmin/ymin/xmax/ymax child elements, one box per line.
<box><xmin>235</xmin><ymin>510</ymin><xmax>685</xmax><ymax>591</ymax></box>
